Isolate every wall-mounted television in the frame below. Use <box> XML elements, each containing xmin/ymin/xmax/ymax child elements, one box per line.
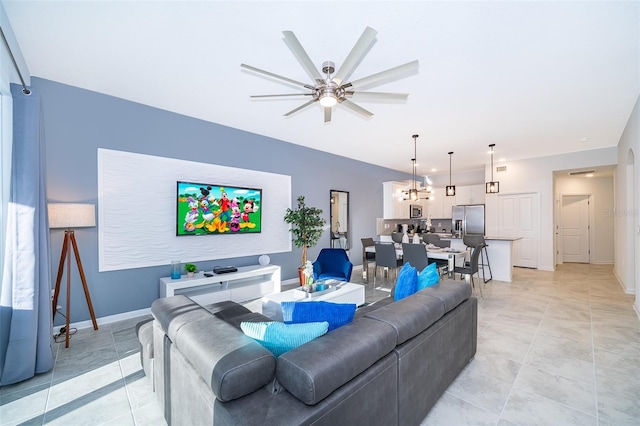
<box><xmin>176</xmin><ymin>181</ymin><xmax>262</xmax><ymax>236</ymax></box>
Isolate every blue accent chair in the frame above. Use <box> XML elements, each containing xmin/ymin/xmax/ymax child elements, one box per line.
<box><xmin>312</xmin><ymin>248</ymin><xmax>353</xmax><ymax>282</ymax></box>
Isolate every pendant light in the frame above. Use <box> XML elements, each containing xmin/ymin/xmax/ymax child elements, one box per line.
<box><xmin>409</xmin><ymin>134</ymin><xmax>419</xmax><ymax>201</ymax></box>
<box><xmin>485</xmin><ymin>143</ymin><xmax>500</xmax><ymax>194</ymax></box>
<box><xmin>446</xmin><ymin>151</ymin><xmax>456</xmax><ymax>196</ymax></box>
<box><xmin>402</xmin><ymin>134</ymin><xmax>425</xmax><ymax>201</ymax></box>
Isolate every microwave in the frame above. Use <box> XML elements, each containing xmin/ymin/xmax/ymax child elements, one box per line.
<box><xmin>409</xmin><ymin>204</ymin><xmax>422</xmax><ymax>218</ymax></box>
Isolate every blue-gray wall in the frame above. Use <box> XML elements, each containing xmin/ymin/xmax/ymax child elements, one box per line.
<box><xmin>34</xmin><ymin>77</ymin><xmax>412</xmax><ymax>324</ymax></box>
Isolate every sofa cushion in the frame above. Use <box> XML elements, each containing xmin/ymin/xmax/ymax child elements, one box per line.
<box><xmin>241</xmin><ymin>321</ymin><xmax>329</xmax><ymax>357</ymax></box>
<box><xmin>394</xmin><ymin>263</ymin><xmax>418</xmax><ymax>301</ymax></box>
<box><xmin>204</xmin><ymin>300</ymin><xmax>253</xmax><ymax>319</ymax></box>
<box><xmin>281</xmin><ymin>301</ymin><xmax>356</xmax><ymax>332</ymax></box>
<box><xmin>354</xmin><ymin>295</ymin><xmax>394</xmax><ymax>319</ymax></box>
<box><xmin>417</xmin><ymin>263</ymin><xmax>439</xmax><ymax>290</ymax></box>
<box><xmin>223</xmin><ymin>311</ymin><xmax>272</xmax><ymax>329</ymax></box>
<box><xmin>151</xmin><ymin>295</ymin><xmax>208</xmax><ymax>340</ymax></box>
<box><xmin>173</xmin><ymin>315</ymin><xmax>276</xmax><ymax>402</ymax></box>
<box><xmin>135</xmin><ymin>318</ymin><xmax>154</xmax><ymax>380</ymax></box>
<box><xmin>414</xmin><ymin>280</ymin><xmax>472</xmax><ymax>313</ymax></box>
<box><xmin>277</xmin><ymin>317</ymin><xmax>397</xmax><ymax>405</ymax></box>
<box><xmin>364</xmin><ymin>294</ymin><xmax>445</xmax><ymax>345</ymax></box>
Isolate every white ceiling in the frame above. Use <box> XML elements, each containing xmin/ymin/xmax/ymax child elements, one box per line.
<box><xmin>3</xmin><ymin>1</ymin><xmax>639</xmax><ymax>178</ymax></box>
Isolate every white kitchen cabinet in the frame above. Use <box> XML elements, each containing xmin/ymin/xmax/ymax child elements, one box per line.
<box><xmin>425</xmin><ymin>188</ymin><xmax>444</xmax><ymax>218</ymax></box>
<box><xmin>425</xmin><ymin>185</ymin><xmax>485</xmax><ymax>218</ymax></box>
<box><xmin>455</xmin><ymin>184</ymin><xmax>485</xmax><ymax>205</ymax></box>
<box><xmin>383</xmin><ymin>181</ymin><xmax>409</xmax><ymax>219</ymax></box>
<box><xmin>425</xmin><ymin>187</ymin><xmax>455</xmax><ymax>219</ymax></box>
<box><xmin>469</xmin><ymin>184</ymin><xmax>485</xmax><ymax>205</ymax></box>
<box><xmin>442</xmin><ymin>192</ymin><xmax>456</xmax><ymax>218</ymax></box>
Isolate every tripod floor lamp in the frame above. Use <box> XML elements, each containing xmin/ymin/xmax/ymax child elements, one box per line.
<box><xmin>48</xmin><ymin>203</ymin><xmax>98</xmax><ymax>348</ymax></box>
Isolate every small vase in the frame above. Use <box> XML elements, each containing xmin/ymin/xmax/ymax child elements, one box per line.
<box><xmin>187</xmin><ymin>272</ymin><xmax>195</xmax><ymax>278</ymax></box>
<box><xmin>170</xmin><ymin>261</ymin><xmax>181</xmax><ymax>279</ymax></box>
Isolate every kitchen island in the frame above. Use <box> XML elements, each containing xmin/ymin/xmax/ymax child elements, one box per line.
<box><xmin>444</xmin><ymin>236</ymin><xmax>521</xmax><ymax>283</ymax></box>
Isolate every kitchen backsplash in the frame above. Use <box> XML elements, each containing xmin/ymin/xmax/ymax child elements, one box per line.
<box><xmin>376</xmin><ymin>218</ymin><xmax>452</xmax><ymax>236</ymax></box>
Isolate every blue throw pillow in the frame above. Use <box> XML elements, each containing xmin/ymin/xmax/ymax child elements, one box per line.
<box><xmin>394</xmin><ymin>263</ymin><xmax>418</xmax><ymax>301</ymax></box>
<box><xmin>240</xmin><ymin>321</ymin><xmax>329</xmax><ymax>357</ymax></box>
<box><xmin>281</xmin><ymin>301</ymin><xmax>356</xmax><ymax>332</ymax></box>
<box><xmin>417</xmin><ymin>262</ymin><xmax>439</xmax><ymax>290</ymax></box>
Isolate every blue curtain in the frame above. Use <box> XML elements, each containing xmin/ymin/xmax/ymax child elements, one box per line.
<box><xmin>0</xmin><ymin>84</ymin><xmax>54</xmax><ymax>385</ymax></box>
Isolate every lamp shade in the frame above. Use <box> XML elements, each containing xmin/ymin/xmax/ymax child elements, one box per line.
<box><xmin>48</xmin><ymin>203</ymin><xmax>96</xmax><ymax>229</ymax></box>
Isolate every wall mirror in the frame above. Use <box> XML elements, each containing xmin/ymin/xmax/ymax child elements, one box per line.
<box><xmin>330</xmin><ymin>190</ymin><xmax>349</xmax><ymax>250</ymax></box>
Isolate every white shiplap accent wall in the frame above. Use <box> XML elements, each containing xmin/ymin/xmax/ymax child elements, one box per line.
<box><xmin>97</xmin><ymin>148</ymin><xmax>291</xmax><ymax>271</ymax></box>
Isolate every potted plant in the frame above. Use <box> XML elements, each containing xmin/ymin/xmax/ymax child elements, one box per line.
<box><xmin>284</xmin><ymin>195</ymin><xmax>326</xmax><ymax>285</ymax></box>
<box><xmin>184</xmin><ymin>263</ymin><xmax>198</xmax><ymax>278</ymax></box>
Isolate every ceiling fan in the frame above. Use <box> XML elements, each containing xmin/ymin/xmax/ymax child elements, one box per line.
<box><xmin>241</xmin><ymin>27</ymin><xmax>419</xmax><ymax>123</ymax></box>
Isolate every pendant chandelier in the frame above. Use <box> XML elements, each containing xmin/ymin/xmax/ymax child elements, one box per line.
<box><xmin>402</xmin><ymin>134</ymin><xmax>431</xmax><ymax>201</ymax></box>
<box><xmin>409</xmin><ymin>134</ymin><xmax>419</xmax><ymax>201</ymax></box>
<box><xmin>446</xmin><ymin>151</ymin><xmax>456</xmax><ymax>196</ymax></box>
<box><xmin>485</xmin><ymin>143</ymin><xmax>500</xmax><ymax>194</ymax></box>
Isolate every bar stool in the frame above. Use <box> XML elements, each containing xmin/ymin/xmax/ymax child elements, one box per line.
<box><xmin>462</xmin><ymin>235</ymin><xmax>493</xmax><ymax>283</ymax></box>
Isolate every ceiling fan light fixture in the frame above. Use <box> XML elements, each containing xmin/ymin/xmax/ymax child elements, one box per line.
<box><xmin>242</xmin><ymin>28</ymin><xmax>418</xmax><ymax>122</ymax></box>
<box><xmin>319</xmin><ymin>94</ymin><xmax>337</xmax><ymax>107</ymax></box>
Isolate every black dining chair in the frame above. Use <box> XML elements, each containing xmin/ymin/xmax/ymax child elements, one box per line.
<box><xmin>401</xmin><ymin>243</ymin><xmax>430</xmax><ymax>272</ymax></box>
<box><xmin>423</xmin><ymin>234</ymin><xmax>450</xmax><ymax>275</ymax></box>
<box><xmin>423</xmin><ymin>233</ymin><xmax>451</xmax><ymax>248</ymax></box>
<box><xmin>453</xmin><ymin>243</ymin><xmax>484</xmax><ymax>297</ymax></box>
<box><xmin>391</xmin><ymin>232</ymin><xmax>404</xmax><ymax>244</ymax></box>
<box><xmin>374</xmin><ymin>242</ymin><xmax>402</xmax><ymax>286</ymax></box>
<box><xmin>361</xmin><ymin>237</ymin><xmax>376</xmax><ymax>280</ymax></box>
<box><xmin>463</xmin><ymin>234</ymin><xmax>492</xmax><ymax>283</ymax></box>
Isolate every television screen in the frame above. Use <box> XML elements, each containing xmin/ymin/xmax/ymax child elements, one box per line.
<box><xmin>176</xmin><ymin>181</ymin><xmax>262</xmax><ymax>236</ymax></box>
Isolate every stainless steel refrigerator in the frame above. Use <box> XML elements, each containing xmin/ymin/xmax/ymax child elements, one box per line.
<box><xmin>451</xmin><ymin>204</ymin><xmax>485</xmax><ymax>237</ymax></box>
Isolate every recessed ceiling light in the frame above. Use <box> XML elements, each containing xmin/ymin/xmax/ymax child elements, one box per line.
<box><xmin>580</xmin><ymin>137</ymin><xmax>590</xmax><ymax>143</ymax></box>
<box><xmin>431</xmin><ymin>168</ymin><xmax>437</xmax><ymax>172</ymax></box>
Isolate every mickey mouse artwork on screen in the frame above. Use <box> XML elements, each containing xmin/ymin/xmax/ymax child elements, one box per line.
<box><xmin>176</xmin><ymin>181</ymin><xmax>262</xmax><ymax>236</ymax></box>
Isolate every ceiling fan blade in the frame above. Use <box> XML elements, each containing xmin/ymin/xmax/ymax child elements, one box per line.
<box><xmin>241</xmin><ymin>63</ymin><xmax>314</xmax><ymax>90</ymax></box>
<box><xmin>282</xmin><ymin>31</ymin><xmax>324</xmax><ymax>83</ymax></box>
<box><xmin>283</xmin><ymin>99</ymin><xmax>317</xmax><ymax>117</ymax></box>
<box><xmin>339</xmin><ymin>99</ymin><xmax>373</xmax><ymax>118</ymax></box>
<box><xmin>250</xmin><ymin>93</ymin><xmax>312</xmax><ymax>98</ymax></box>
<box><xmin>324</xmin><ymin>106</ymin><xmax>332</xmax><ymax>123</ymax></box>
<box><xmin>332</xmin><ymin>27</ymin><xmax>378</xmax><ymax>85</ymax></box>
<box><xmin>348</xmin><ymin>91</ymin><xmax>409</xmax><ymax>101</ymax></box>
<box><xmin>347</xmin><ymin>60</ymin><xmax>419</xmax><ymax>90</ymax></box>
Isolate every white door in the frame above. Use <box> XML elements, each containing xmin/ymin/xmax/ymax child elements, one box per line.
<box><xmin>498</xmin><ymin>193</ymin><xmax>539</xmax><ymax>268</ymax></box>
<box><xmin>561</xmin><ymin>195</ymin><xmax>590</xmax><ymax>263</ymax></box>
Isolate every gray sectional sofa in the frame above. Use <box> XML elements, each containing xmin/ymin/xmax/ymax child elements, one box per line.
<box><xmin>137</xmin><ymin>280</ymin><xmax>477</xmax><ymax>425</ymax></box>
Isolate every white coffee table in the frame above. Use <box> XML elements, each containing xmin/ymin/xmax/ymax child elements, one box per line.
<box><xmin>261</xmin><ymin>282</ymin><xmax>365</xmax><ymax>321</ymax></box>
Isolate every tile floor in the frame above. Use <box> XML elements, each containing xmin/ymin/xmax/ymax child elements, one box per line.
<box><xmin>1</xmin><ymin>264</ymin><xmax>639</xmax><ymax>425</ymax></box>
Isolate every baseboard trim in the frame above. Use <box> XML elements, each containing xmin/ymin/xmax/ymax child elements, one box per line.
<box><xmin>54</xmin><ymin>307</ymin><xmax>151</xmax><ymax>334</ymax></box>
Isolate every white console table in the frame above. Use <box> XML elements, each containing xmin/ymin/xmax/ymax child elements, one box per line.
<box><xmin>160</xmin><ymin>264</ymin><xmax>281</xmax><ymax>306</ymax></box>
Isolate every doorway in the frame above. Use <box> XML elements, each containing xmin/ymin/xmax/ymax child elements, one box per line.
<box><xmin>560</xmin><ymin>194</ymin><xmax>591</xmax><ymax>263</ymax></box>
<box><xmin>498</xmin><ymin>192</ymin><xmax>539</xmax><ymax>268</ymax></box>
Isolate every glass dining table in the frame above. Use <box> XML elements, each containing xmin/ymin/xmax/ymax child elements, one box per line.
<box><xmin>363</xmin><ymin>243</ymin><xmax>467</xmax><ymax>282</ymax></box>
